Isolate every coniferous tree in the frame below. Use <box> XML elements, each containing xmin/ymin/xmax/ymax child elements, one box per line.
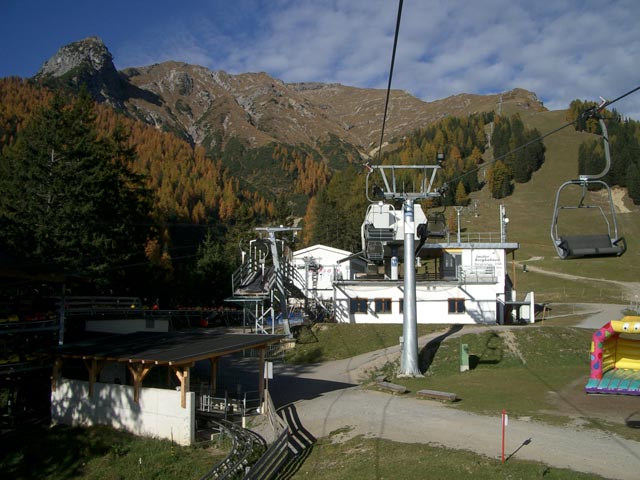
<box><xmin>0</xmin><ymin>91</ymin><xmax>152</xmax><ymax>284</ymax></box>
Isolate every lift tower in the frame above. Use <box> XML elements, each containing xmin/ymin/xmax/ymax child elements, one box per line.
<box><xmin>365</xmin><ymin>164</ymin><xmax>442</xmax><ymax>376</ymax></box>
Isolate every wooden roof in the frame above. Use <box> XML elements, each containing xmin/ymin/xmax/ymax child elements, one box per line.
<box><xmin>51</xmin><ymin>331</ymin><xmax>285</xmax><ymax>366</ymax></box>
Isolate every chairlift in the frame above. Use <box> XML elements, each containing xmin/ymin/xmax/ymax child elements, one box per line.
<box><xmin>426</xmin><ymin>210</ymin><xmax>448</xmax><ymax>238</ymax></box>
<box><xmin>550</xmin><ymin>115</ymin><xmax>627</xmax><ymax>259</ymax></box>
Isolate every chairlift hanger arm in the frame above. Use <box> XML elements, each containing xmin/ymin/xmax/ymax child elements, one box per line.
<box><xmin>577</xmin><ymin>117</ymin><xmax>611</xmax><ymax>182</ymax></box>
<box><xmin>365</xmin><ymin>164</ymin><xmax>442</xmax><ymax>202</ymax></box>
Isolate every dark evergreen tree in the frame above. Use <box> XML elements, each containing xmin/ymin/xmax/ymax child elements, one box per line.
<box><xmin>627</xmin><ymin>162</ymin><xmax>640</xmax><ymax>205</ymax></box>
<box><xmin>0</xmin><ymin>91</ymin><xmax>152</xmax><ymax>285</ymax></box>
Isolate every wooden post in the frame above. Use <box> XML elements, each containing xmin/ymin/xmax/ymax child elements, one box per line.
<box><xmin>127</xmin><ymin>363</ymin><xmax>153</xmax><ymax>404</ymax></box>
<box><xmin>52</xmin><ymin>357</ymin><xmax>63</xmax><ymax>391</ymax></box>
<box><xmin>258</xmin><ymin>347</ymin><xmax>265</xmax><ymax>412</ymax></box>
<box><xmin>171</xmin><ymin>365</ymin><xmax>192</xmax><ymax>409</ymax></box>
<box><xmin>209</xmin><ymin>357</ymin><xmax>218</xmax><ymax>395</ymax></box>
<box><xmin>84</xmin><ymin>359</ymin><xmax>104</xmax><ymax>397</ymax></box>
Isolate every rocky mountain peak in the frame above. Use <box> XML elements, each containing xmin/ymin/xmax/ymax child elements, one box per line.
<box><xmin>31</xmin><ymin>37</ymin><xmax>547</xmax><ymax>153</ymax></box>
<box><xmin>32</xmin><ymin>36</ymin><xmax>142</xmax><ymax>109</ymax></box>
<box><xmin>36</xmin><ymin>36</ymin><xmax>114</xmax><ymax>79</ymax></box>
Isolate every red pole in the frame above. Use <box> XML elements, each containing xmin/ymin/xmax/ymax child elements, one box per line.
<box><xmin>501</xmin><ymin>409</ymin><xmax>506</xmax><ymax>464</ymax></box>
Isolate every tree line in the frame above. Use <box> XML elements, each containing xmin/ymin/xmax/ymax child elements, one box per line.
<box><xmin>567</xmin><ymin>99</ymin><xmax>640</xmax><ymax>204</ymax></box>
<box><xmin>0</xmin><ymin>77</ymin><xmax>551</xmax><ymax>306</ymax></box>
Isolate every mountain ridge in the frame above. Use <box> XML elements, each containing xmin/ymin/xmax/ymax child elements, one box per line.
<box><xmin>33</xmin><ymin>37</ymin><xmax>546</xmax><ymax>156</ymax></box>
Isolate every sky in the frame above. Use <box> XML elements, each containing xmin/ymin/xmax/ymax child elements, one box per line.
<box><xmin>1</xmin><ymin>0</ymin><xmax>639</xmax><ymax>119</ymax></box>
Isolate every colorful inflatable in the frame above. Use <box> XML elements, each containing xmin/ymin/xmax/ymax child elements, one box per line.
<box><xmin>586</xmin><ymin>316</ymin><xmax>640</xmax><ymax>395</ymax></box>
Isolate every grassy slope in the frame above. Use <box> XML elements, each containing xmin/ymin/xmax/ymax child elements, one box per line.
<box><xmin>0</xmin><ymin>424</ymin><xmax>226</xmax><ymax>480</ymax></box>
<box><xmin>465</xmin><ymin>108</ymin><xmax>640</xmax><ymax>303</ymax></box>
<box><xmin>295</xmin><ymin>436</ymin><xmax>604</xmax><ymax>480</ymax></box>
<box><xmin>285</xmin><ymin>323</ymin><xmax>620</xmax><ymax>480</ymax></box>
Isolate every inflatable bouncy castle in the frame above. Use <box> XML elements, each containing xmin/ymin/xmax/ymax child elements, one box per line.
<box><xmin>586</xmin><ymin>316</ymin><xmax>640</xmax><ymax>395</ymax></box>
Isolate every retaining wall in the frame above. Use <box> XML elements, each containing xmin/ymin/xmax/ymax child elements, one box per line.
<box><xmin>51</xmin><ymin>379</ymin><xmax>195</xmax><ymax>445</ymax></box>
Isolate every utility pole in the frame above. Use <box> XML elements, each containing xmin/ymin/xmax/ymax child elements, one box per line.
<box><xmin>455</xmin><ymin>206</ymin><xmax>464</xmax><ymax>243</ymax></box>
<box><xmin>500</xmin><ymin>204</ymin><xmax>509</xmax><ymax>242</ymax></box>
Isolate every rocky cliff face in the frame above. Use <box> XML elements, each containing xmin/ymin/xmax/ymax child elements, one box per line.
<box><xmin>34</xmin><ymin>37</ymin><xmax>157</xmax><ymax>109</ymax></box>
<box><xmin>33</xmin><ymin>37</ymin><xmax>547</xmax><ymax>154</ymax></box>
<box><xmin>36</xmin><ymin>36</ymin><xmax>113</xmax><ymax>79</ymax></box>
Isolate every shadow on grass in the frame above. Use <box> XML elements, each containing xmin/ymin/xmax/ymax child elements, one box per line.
<box><xmin>0</xmin><ymin>424</ymin><xmax>119</xmax><ymax>479</ymax></box>
<box><xmin>285</xmin><ymin>347</ymin><xmax>324</xmax><ymax>364</ymax></box>
<box><xmin>468</xmin><ymin>332</ymin><xmax>505</xmax><ymax>370</ymax></box>
<box><xmin>291</xmin><ymin>324</ymin><xmax>319</xmax><ymax>345</ymax></box>
<box><xmin>419</xmin><ymin>324</ymin><xmax>464</xmax><ymax>372</ymax></box>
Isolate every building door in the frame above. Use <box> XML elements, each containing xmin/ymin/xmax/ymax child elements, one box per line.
<box><xmin>442</xmin><ymin>252</ymin><xmax>461</xmax><ymax>280</ymax></box>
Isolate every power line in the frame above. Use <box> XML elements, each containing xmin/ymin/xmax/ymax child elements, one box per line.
<box><xmin>375</xmin><ymin>0</ymin><xmax>403</xmax><ymax>166</ymax></box>
<box><xmin>442</xmin><ymin>84</ymin><xmax>640</xmax><ymax>190</ymax></box>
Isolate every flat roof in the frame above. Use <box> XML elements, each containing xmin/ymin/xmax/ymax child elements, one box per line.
<box><xmin>50</xmin><ymin>331</ymin><xmax>285</xmax><ymax>366</ymax></box>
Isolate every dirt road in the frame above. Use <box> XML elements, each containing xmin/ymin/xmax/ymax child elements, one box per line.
<box><xmin>266</xmin><ymin>321</ymin><xmax>640</xmax><ymax>480</ymax></box>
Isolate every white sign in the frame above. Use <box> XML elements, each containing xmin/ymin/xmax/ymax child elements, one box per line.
<box><xmin>264</xmin><ymin>361</ymin><xmax>273</xmax><ymax>380</ymax></box>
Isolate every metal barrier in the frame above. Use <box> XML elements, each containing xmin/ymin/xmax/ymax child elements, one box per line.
<box><xmin>198</xmin><ymin>418</ymin><xmax>266</xmax><ymax>480</ymax></box>
<box><xmin>244</xmin><ymin>391</ymin><xmax>290</xmax><ymax>480</ymax></box>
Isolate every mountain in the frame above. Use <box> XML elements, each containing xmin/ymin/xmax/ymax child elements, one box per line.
<box><xmin>33</xmin><ymin>37</ymin><xmax>546</xmax><ymax>157</ymax></box>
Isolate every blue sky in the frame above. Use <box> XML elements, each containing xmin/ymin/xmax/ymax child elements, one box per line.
<box><xmin>2</xmin><ymin>0</ymin><xmax>639</xmax><ymax>118</ymax></box>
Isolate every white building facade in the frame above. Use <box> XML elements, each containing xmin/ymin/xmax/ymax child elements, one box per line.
<box><xmin>292</xmin><ymin>245</ymin><xmax>353</xmax><ymax>301</ymax></box>
<box><xmin>332</xmin><ymin>242</ymin><xmax>522</xmax><ymax>325</ymax></box>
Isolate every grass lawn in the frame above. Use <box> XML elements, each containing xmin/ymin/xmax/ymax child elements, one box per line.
<box><xmin>282</xmin><ymin>323</ymin><xmax>638</xmax><ymax>478</ymax></box>
<box><xmin>285</xmin><ymin>323</ymin><xmax>640</xmax><ymax>442</ymax></box>
<box><xmin>293</xmin><ymin>435</ymin><xmax>605</xmax><ymax>480</ymax></box>
<box><xmin>285</xmin><ymin>323</ymin><xmax>443</xmax><ymax>363</ymax></box>
<box><xmin>0</xmin><ymin>424</ymin><xmax>227</xmax><ymax>480</ymax></box>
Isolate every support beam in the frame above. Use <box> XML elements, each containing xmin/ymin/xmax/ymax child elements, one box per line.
<box><xmin>258</xmin><ymin>347</ymin><xmax>266</xmax><ymax>412</ymax></box>
<box><xmin>127</xmin><ymin>363</ymin><xmax>153</xmax><ymax>404</ymax></box>
<box><xmin>399</xmin><ymin>199</ymin><xmax>422</xmax><ymax>377</ymax></box>
<box><xmin>171</xmin><ymin>364</ymin><xmax>193</xmax><ymax>408</ymax></box>
<box><xmin>209</xmin><ymin>357</ymin><xmax>218</xmax><ymax>395</ymax></box>
<box><xmin>52</xmin><ymin>357</ymin><xmax>63</xmax><ymax>391</ymax></box>
<box><xmin>83</xmin><ymin>358</ymin><xmax>105</xmax><ymax>396</ymax></box>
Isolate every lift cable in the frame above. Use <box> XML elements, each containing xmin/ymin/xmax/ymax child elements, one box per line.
<box><xmin>374</xmin><ymin>0</ymin><xmax>404</xmax><ymax>166</ymax></box>
<box><xmin>440</xmin><ymin>84</ymin><xmax>640</xmax><ymax>192</ymax></box>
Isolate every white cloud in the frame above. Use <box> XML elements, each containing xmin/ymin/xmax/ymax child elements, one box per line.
<box><xmin>111</xmin><ymin>0</ymin><xmax>640</xmax><ymax>119</ymax></box>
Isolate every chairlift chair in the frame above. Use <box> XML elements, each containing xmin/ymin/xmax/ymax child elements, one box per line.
<box><xmin>550</xmin><ymin>116</ymin><xmax>627</xmax><ymax>259</ymax></box>
<box><xmin>426</xmin><ymin>211</ymin><xmax>448</xmax><ymax>238</ymax></box>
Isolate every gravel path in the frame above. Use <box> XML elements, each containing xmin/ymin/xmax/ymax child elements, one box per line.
<box><xmin>293</xmin><ymin>388</ymin><xmax>640</xmax><ymax>480</ymax></box>
<box><xmin>266</xmin><ymin>320</ymin><xmax>640</xmax><ymax>479</ymax></box>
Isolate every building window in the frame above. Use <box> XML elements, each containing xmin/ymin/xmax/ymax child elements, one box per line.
<box><xmin>374</xmin><ymin>298</ymin><xmax>392</xmax><ymax>314</ymax></box>
<box><xmin>399</xmin><ymin>299</ymin><xmax>403</xmax><ymax>313</ymax></box>
<box><xmin>448</xmin><ymin>298</ymin><xmax>465</xmax><ymax>314</ymax></box>
<box><xmin>350</xmin><ymin>298</ymin><xmax>368</xmax><ymax>314</ymax></box>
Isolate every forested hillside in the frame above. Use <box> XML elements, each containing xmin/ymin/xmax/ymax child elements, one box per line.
<box><xmin>2</xmin><ymin>75</ymin><xmax>638</xmax><ymax>305</ymax></box>
<box><xmin>566</xmin><ymin>99</ymin><xmax>640</xmax><ymax>203</ymax></box>
<box><xmin>0</xmin><ymin>79</ymin><xmax>278</xmax><ymax>303</ymax></box>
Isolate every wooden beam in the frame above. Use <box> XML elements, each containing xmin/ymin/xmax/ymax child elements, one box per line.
<box><xmin>83</xmin><ymin>359</ymin><xmax>105</xmax><ymax>396</ymax></box>
<box><xmin>209</xmin><ymin>357</ymin><xmax>218</xmax><ymax>395</ymax></box>
<box><xmin>127</xmin><ymin>363</ymin><xmax>153</xmax><ymax>404</ymax></box>
<box><xmin>258</xmin><ymin>347</ymin><xmax>265</xmax><ymax>412</ymax></box>
<box><xmin>52</xmin><ymin>357</ymin><xmax>63</xmax><ymax>391</ymax></box>
<box><xmin>171</xmin><ymin>364</ymin><xmax>193</xmax><ymax>408</ymax></box>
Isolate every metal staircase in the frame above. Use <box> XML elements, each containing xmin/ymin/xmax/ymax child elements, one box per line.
<box><xmin>227</xmin><ymin>227</ymin><xmax>333</xmax><ymax>335</ymax></box>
